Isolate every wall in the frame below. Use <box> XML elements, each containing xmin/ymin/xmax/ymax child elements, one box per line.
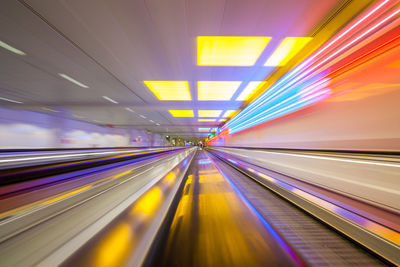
<box><xmin>0</xmin><ymin>107</ymin><xmax>166</xmax><ymax>148</ymax></box>
<box><xmin>210</xmin><ymin>35</ymin><xmax>400</xmax><ymax>152</ymax></box>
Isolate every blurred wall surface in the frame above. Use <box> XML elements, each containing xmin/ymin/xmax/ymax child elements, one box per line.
<box><xmin>210</xmin><ymin>35</ymin><xmax>400</xmax><ymax>152</ymax></box>
<box><xmin>0</xmin><ymin>107</ymin><xmax>166</xmax><ymax>148</ymax></box>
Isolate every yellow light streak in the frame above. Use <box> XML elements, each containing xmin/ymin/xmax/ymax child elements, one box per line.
<box><xmin>43</xmin><ymin>185</ymin><xmax>92</xmax><ymax>205</ymax></box>
<box><xmin>130</xmin><ymin>187</ymin><xmax>163</xmax><ymax>215</ymax></box>
<box><xmin>197</xmin><ymin>36</ymin><xmax>271</xmax><ymax>66</ymax></box>
<box><xmin>236</xmin><ymin>81</ymin><xmax>267</xmax><ymax>101</ymax></box>
<box><xmin>144</xmin><ymin>81</ymin><xmax>191</xmax><ymax>100</ymax></box>
<box><xmin>198</xmin><ymin>81</ymin><xmax>241</xmax><ymax>100</ymax></box>
<box><xmin>94</xmin><ymin>223</ymin><xmax>133</xmax><ymax>267</ymax></box>
<box><xmin>113</xmin><ymin>170</ymin><xmax>132</xmax><ymax>179</ymax></box>
<box><xmin>264</xmin><ymin>37</ymin><xmax>312</xmax><ymax>66</ymax></box>
<box><xmin>222</xmin><ymin>110</ymin><xmax>236</xmax><ymax>118</ymax></box>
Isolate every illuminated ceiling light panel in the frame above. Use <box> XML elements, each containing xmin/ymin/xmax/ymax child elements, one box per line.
<box><xmin>143</xmin><ymin>81</ymin><xmax>191</xmax><ymax>100</ymax></box>
<box><xmin>198</xmin><ymin>110</ymin><xmax>222</xmax><ymax>117</ymax></box>
<box><xmin>0</xmin><ymin>40</ymin><xmax>26</xmax><ymax>55</ymax></box>
<box><xmin>197</xmin><ymin>36</ymin><xmax>271</xmax><ymax>66</ymax></box>
<box><xmin>222</xmin><ymin>110</ymin><xmax>236</xmax><ymax>118</ymax></box>
<box><xmin>0</xmin><ymin>97</ymin><xmax>23</xmax><ymax>104</ymax></box>
<box><xmin>264</xmin><ymin>37</ymin><xmax>312</xmax><ymax>66</ymax></box>
<box><xmin>169</xmin><ymin>110</ymin><xmax>194</xmax><ymax>117</ymax></box>
<box><xmin>198</xmin><ymin>81</ymin><xmax>241</xmax><ymax>100</ymax></box>
<box><xmin>198</xmin><ymin>128</ymin><xmax>210</xmax><ymax>132</ymax></box>
<box><xmin>236</xmin><ymin>81</ymin><xmax>267</xmax><ymax>101</ymax></box>
<box><xmin>219</xmin><ymin>119</ymin><xmax>227</xmax><ymax>122</ymax></box>
<box><xmin>58</xmin><ymin>73</ymin><xmax>89</xmax><ymax>88</ymax></box>
<box><xmin>198</xmin><ymin>119</ymin><xmax>216</xmax><ymax>122</ymax></box>
<box><xmin>103</xmin><ymin>96</ymin><xmax>118</xmax><ymax>104</ymax></box>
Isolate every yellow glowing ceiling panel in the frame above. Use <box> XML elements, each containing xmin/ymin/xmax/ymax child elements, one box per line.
<box><xmin>198</xmin><ymin>119</ymin><xmax>216</xmax><ymax>122</ymax></box>
<box><xmin>197</xmin><ymin>36</ymin><xmax>271</xmax><ymax>66</ymax></box>
<box><xmin>144</xmin><ymin>81</ymin><xmax>191</xmax><ymax>100</ymax></box>
<box><xmin>169</xmin><ymin>110</ymin><xmax>194</xmax><ymax>117</ymax></box>
<box><xmin>219</xmin><ymin>119</ymin><xmax>227</xmax><ymax>122</ymax></box>
<box><xmin>198</xmin><ymin>110</ymin><xmax>222</xmax><ymax>117</ymax></box>
<box><xmin>236</xmin><ymin>81</ymin><xmax>267</xmax><ymax>101</ymax></box>
<box><xmin>198</xmin><ymin>81</ymin><xmax>241</xmax><ymax>100</ymax></box>
<box><xmin>264</xmin><ymin>37</ymin><xmax>312</xmax><ymax>66</ymax></box>
<box><xmin>222</xmin><ymin>110</ymin><xmax>236</xmax><ymax>118</ymax></box>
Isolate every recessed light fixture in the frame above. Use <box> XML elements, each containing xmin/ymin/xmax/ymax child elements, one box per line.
<box><xmin>149</xmin><ymin>120</ymin><xmax>155</xmax><ymax>123</ymax></box>
<box><xmin>0</xmin><ymin>40</ymin><xmax>26</xmax><ymax>55</ymax></box>
<box><xmin>0</xmin><ymin>97</ymin><xmax>23</xmax><ymax>104</ymax></box>
<box><xmin>264</xmin><ymin>37</ymin><xmax>312</xmax><ymax>66</ymax></box>
<box><xmin>236</xmin><ymin>81</ymin><xmax>267</xmax><ymax>101</ymax></box>
<box><xmin>222</xmin><ymin>110</ymin><xmax>236</xmax><ymax>118</ymax></box>
<box><xmin>169</xmin><ymin>110</ymin><xmax>194</xmax><ymax>117</ymax></box>
<box><xmin>156</xmin><ymin>123</ymin><xmax>160</xmax><ymax>126</ymax></box>
<box><xmin>219</xmin><ymin>119</ymin><xmax>227</xmax><ymax>122</ymax></box>
<box><xmin>198</xmin><ymin>110</ymin><xmax>222</xmax><ymax>117</ymax></box>
<box><xmin>144</xmin><ymin>81</ymin><xmax>191</xmax><ymax>100</ymax></box>
<box><xmin>139</xmin><ymin>114</ymin><xmax>147</xmax><ymax>119</ymax></box>
<box><xmin>198</xmin><ymin>81</ymin><xmax>241</xmax><ymax>100</ymax></box>
<box><xmin>58</xmin><ymin>73</ymin><xmax>89</xmax><ymax>88</ymax></box>
<box><xmin>198</xmin><ymin>119</ymin><xmax>216</xmax><ymax>122</ymax></box>
<box><xmin>125</xmin><ymin>107</ymin><xmax>135</xmax><ymax>112</ymax></box>
<box><xmin>197</xmin><ymin>36</ymin><xmax>271</xmax><ymax>66</ymax></box>
<box><xmin>103</xmin><ymin>96</ymin><xmax>118</xmax><ymax>104</ymax></box>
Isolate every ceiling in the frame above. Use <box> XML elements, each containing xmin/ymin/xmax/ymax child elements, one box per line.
<box><xmin>0</xmin><ymin>0</ymin><xmax>339</xmax><ymax>135</ymax></box>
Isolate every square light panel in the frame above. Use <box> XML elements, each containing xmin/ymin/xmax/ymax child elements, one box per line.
<box><xmin>169</xmin><ymin>110</ymin><xmax>194</xmax><ymax>117</ymax></box>
<box><xmin>144</xmin><ymin>81</ymin><xmax>191</xmax><ymax>100</ymax></box>
<box><xmin>198</xmin><ymin>110</ymin><xmax>222</xmax><ymax>117</ymax></box>
<box><xmin>197</xmin><ymin>36</ymin><xmax>271</xmax><ymax>66</ymax></box>
<box><xmin>198</xmin><ymin>119</ymin><xmax>216</xmax><ymax>122</ymax></box>
<box><xmin>265</xmin><ymin>37</ymin><xmax>312</xmax><ymax>66</ymax></box>
<box><xmin>198</xmin><ymin>81</ymin><xmax>241</xmax><ymax>100</ymax></box>
<box><xmin>236</xmin><ymin>81</ymin><xmax>267</xmax><ymax>101</ymax></box>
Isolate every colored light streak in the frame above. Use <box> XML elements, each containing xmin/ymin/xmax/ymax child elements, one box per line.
<box><xmin>225</xmin><ymin>0</ymin><xmax>391</xmax><ymax>125</ymax></box>
<box><xmin>198</xmin><ymin>110</ymin><xmax>222</xmax><ymax>117</ymax></box>
<box><xmin>236</xmin><ymin>81</ymin><xmax>267</xmax><ymax>101</ymax></box>
<box><xmin>223</xmin><ymin>0</ymin><xmax>394</xmax><ymax>135</ymax></box>
<box><xmin>197</xmin><ymin>36</ymin><xmax>271</xmax><ymax>66</ymax></box>
<box><xmin>264</xmin><ymin>37</ymin><xmax>312</xmax><ymax>66</ymax></box>
<box><xmin>0</xmin><ymin>40</ymin><xmax>26</xmax><ymax>55</ymax></box>
<box><xmin>143</xmin><ymin>81</ymin><xmax>191</xmax><ymax>100</ymax></box>
<box><xmin>222</xmin><ymin>110</ymin><xmax>236</xmax><ymax>118</ymax></box>
<box><xmin>229</xmin><ymin>79</ymin><xmax>330</xmax><ymax>133</ymax></box>
<box><xmin>229</xmin><ymin>89</ymin><xmax>330</xmax><ymax>134</ymax></box>
<box><xmin>198</xmin><ymin>81</ymin><xmax>241</xmax><ymax>100</ymax></box>
<box><xmin>42</xmin><ymin>185</ymin><xmax>92</xmax><ymax>205</ymax></box>
<box><xmin>169</xmin><ymin>110</ymin><xmax>194</xmax><ymax>117</ymax></box>
<box><xmin>113</xmin><ymin>170</ymin><xmax>132</xmax><ymax>179</ymax></box>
